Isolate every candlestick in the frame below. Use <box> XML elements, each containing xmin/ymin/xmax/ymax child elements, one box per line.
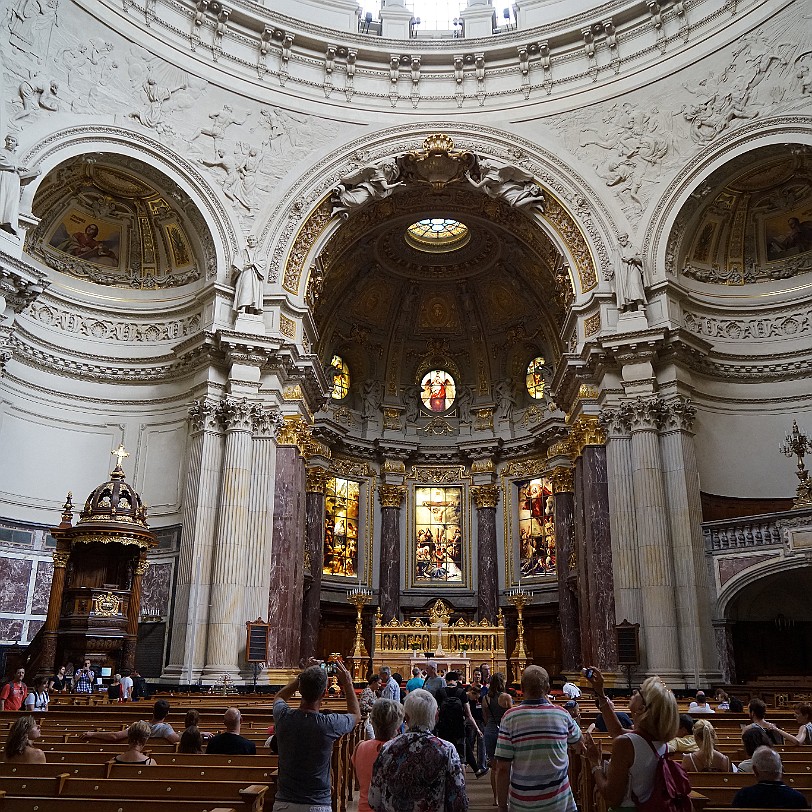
<box><xmin>347</xmin><ymin>587</ymin><xmax>373</xmax><ymax>680</ymax></box>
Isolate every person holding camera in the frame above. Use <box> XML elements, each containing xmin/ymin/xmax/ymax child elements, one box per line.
<box><xmin>73</xmin><ymin>660</ymin><xmax>95</xmax><ymax>694</ymax></box>
<box><xmin>272</xmin><ymin>659</ymin><xmax>360</xmax><ymax>812</ymax></box>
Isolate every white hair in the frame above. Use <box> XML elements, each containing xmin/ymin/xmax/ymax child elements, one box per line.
<box><xmin>403</xmin><ymin>689</ymin><xmax>437</xmax><ymax>732</ymax></box>
<box><xmin>752</xmin><ymin>745</ymin><xmax>782</xmax><ymax>780</ymax></box>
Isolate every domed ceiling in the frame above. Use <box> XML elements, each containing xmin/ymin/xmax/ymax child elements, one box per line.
<box><xmin>313</xmin><ymin>185</ymin><xmax>573</xmax><ymax>435</ymax></box>
<box><xmin>674</xmin><ymin>144</ymin><xmax>812</xmax><ymax>286</ymax></box>
<box><xmin>28</xmin><ymin>154</ymin><xmax>214</xmax><ymax>289</ymax></box>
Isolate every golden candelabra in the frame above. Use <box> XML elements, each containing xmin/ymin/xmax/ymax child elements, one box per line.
<box><xmin>780</xmin><ymin>421</ymin><xmax>812</xmax><ymax>508</ymax></box>
<box><xmin>507</xmin><ymin>587</ymin><xmax>533</xmax><ymax>682</ymax></box>
<box><xmin>347</xmin><ymin>587</ymin><xmax>372</xmax><ymax>681</ymax></box>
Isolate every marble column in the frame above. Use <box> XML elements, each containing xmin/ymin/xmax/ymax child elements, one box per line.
<box><xmin>203</xmin><ymin>398</ymin><xmax>254</xmax><ymax>678</ymax></box>
<box><xmin>163</xmin><ymin>399</ymin><xmax>224</xmax><ymax>683</ymax></box>
<box><xmin>551</xmin><ymin>468</ymin><xmax>580</xmax><ymax>671</ymax></box>
<box><xmin>600</xmin><ymin>406</ymin><xmax>644</xmax><ymax>633</ymax></box>
<box><xmin>659</xmin><ymin>397</ymin><xmax>719</xmax><ymax>680</ymax></box>
<box><xmin>267</xmin><ymin>419</ymin><xmax>307</xmax><ymax>668</ymax></box>
<box><xmin>301</xmin><ymin>467</ymin><xmax>329</xmax><ymax>662</ymax></box>
<box><xmin>378</xmin><ymin>484</ymin><xmax>405</xmax><ymax>622</ymax></box>
<box><xmin>123</xmin><ymin>553</ymin><xmax>148</xmax><ymax>671</ymax></box>
<box><xmin>629</xmin><ymin>398</ymin><xmax>681</xmax><ymax>676</ymax></box>
<box><xmin>581</xmin><ymin>445</ymin><xmax>618</xmax><ymax>670</ymax></box>
<box><xmin>471</xmin><ymin>484</ymin><xmax>500</xmax><ymax>623</ymax></box>
<box><xmin>713</xmin><ymin>619</ymin><xmax>737</xmax><ymax>684</ymax></box>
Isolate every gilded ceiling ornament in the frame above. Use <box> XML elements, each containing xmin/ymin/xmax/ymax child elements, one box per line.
<box><xmin>383</xmin><ymin>459</ymin><xmax>406</xmax><ymax>474</ymax></box>
<box><xmin>471</xmin><ymin>484</ymin><xmax>501</xmax><ymax>509</ymax></box>
<box><xmin>584</xmin><ymin>312</ymin><xmax>601</xmax><ymax>337</ymax></box>
<box><xmin>407</xmin><ymin>466</ymin><xmax>466</xmax><ymax>484</ymax></box>
<box><xmin>474</xmin><ymin>408</ymin><xmax>494</xmax><ymax>432</ymax></box>
<box><xmin>550</xmin><ymin>467</ymin><xmax>575</xmax><ymax>493</ymax></box>
<box><xmin>470</xmin><ymin>458</ymin><xmax>495</xmax><ymax>474</ymax></box>
<box><xmin>502</xmin><ymin>457</ymin><xmax>546</xmax><ymax>478</ymax></box>
<box><xmin>283</xmin><ymin>196</ymin><xmax>333</xmax><ymax>293</ymax></box>
<box><xmin>398</xmin><ymin>134</ymin><xmax>475</xmax><ymax>190</ymax></box>
<box><xmin>378</xmin><ymin>484</ymin><xmax>406</xmax><ymax>508</ymax></box>
<box><xmin>331</xmin><ymin>458</ymin><xmax>372</xmax><ymax>478</ymax></box>
<box><xmin>420</xmin><ymin>416</ymin><xmax>455</xmax><ymax>436</ymax></box>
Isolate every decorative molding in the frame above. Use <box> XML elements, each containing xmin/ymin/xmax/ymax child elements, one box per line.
<box><xmin>474</xmin><ymin>408</ymin><xmax>494</xmax><ymax>432</ymax></box>
<box><xmin>407</xmin><ymin>465</ymin><xmax>467</xmax><ymax>484</ymax></box>
<box><xmin>382</xmin><ymin>459</ymin><xmax>406</xmax><ymax>474</ymax></box>
<box><xmin>216</xmin><ymin>397</ymin><xmax>254</xmax><ymax>431</ymax></box>
<box><xmin>281</xmin><ymin>197</ymin><xmax>333</xmax><ymax>292</ymax></box>
<box><xmin>332</xmin><ymin>457</ymin><xmax>372</xmax><ymax>478</ymax></box>
<box><xmin>683</xmin><ymin>308</ymin><xmax>812</xmax><ymax>342</ymax></box>
<box><xmin>568</xmin><ymin>414</ymin><xmax>606</xmax><ymax>453</ymax></box>
<box><xmin>501</xmin><ymin>457</ymin><xmax>546</xmax><ymax>478</ymax></box>
<box><xmin>471</xmin><ymin>484</ymin><xmax>500</xmax><ymax>509</ymax></box>
<box><xmin>52</xmin><ymin>551</ymin><xmax>69</xmax><ymax>568</ymax></box>
<box><xmin>280</xmin><ymin>314</ymin><xmax>296</xmax><ymax>338</ymax></box>
<box><xmin>550</xmin><ymin>467</ymin><xmax>575</xmax><ymax>493</ymax></box>
<box><xmin>378</xmin><ymin>483</ymin><xmax>406</xmax><ymax>508</ymax></box>
<box><xmin>252</xmin><ymin>405</ymin><xmax>285</xmax><ymax>438</ymax></box>
<box><xmin>305</xmin><ymin>466</ymin><xmax>330</xmax><ymax>493</ymax></box>
<box><xmin>584</xmin><ymin>312</ymin><xmax>601</xmax><ymax>337</ymax></box>
<box><xmin>189</xmin><ymin>398</ymin><xmax>220</xmax><ymax>433</ymax></box>
<box><xmin>470</xmin><ymin>458</ymin><xmax>495</xmax><ymax>474</ymax></box>
<box><xmin>275</xmin><ymin>415</ymin><xmax>311</xmax><ymax>449</ymax></box>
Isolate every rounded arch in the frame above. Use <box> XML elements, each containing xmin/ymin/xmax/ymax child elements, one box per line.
<box><xmin>259</xmin><ymin>122</ymin><xmax>621</xmax><ymax>307</ymax></box>
<box><xmin>20</xmin><ymin>125</ymin><xmax>241</xmax><ymax>281</ymax></box>
<box><xmin>644</xmin><ymin>115</ymin><xmax>812</xmax><ymax>284</ymax></box>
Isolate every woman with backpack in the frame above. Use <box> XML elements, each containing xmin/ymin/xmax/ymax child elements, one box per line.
<box><xmin>583</xmin><ymin>667</ymin><xmax>691</xmax><ymax>811</ymax></box>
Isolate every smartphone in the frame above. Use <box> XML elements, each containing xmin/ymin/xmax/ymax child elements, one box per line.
<box><xmin>582</xmin><ymin>667</ymin><xmax>594</xmax><ymax>680</ymax></box>
<box><xmin>320</xmin><ymin>661</ymin><xmax>337</xmax><ymax>675</ymax></box>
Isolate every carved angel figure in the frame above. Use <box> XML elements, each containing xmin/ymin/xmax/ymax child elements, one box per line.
<box><xmin>332</xmin><ymin>160</ymin><xmax>402</xmax><ymax>216</ymax></box>
<box><xmin>465</xmin><ymin>158</ymin><xmax>545</xmax><ymax>212</ymax></box>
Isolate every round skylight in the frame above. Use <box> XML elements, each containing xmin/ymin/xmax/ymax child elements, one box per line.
<box><xmin>405</xmin><ymin>218</ymin><xmax>470</xmax><ymax>253</ymax></box>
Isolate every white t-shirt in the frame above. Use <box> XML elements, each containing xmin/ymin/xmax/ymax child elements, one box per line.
<box><xmin>562</xmin><ymin>682</ymin><xmax>582</xmax><ymax>698</ymax></box>
<box><xmin>25</xmin><ymin>690</ymin><xmax>49</xmax><ymax>712</ymax></box>
<box><xmin>688</xmin><ymin>701</ymin><xmax>715</xmax><ymax>713</ymax></box>
<box><xmin>120</xmin><ymin>676</ymin><xmax>133</xmax><ymax>700</ymax></box>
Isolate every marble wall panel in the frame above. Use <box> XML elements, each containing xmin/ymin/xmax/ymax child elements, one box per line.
<box><xmin>141</xmin><ymin>562</ymin><xmax>172</xmax><ymax>616</ymax></box>
<box><xmin>31</xmin><ymin>561</ymin><xmax>53</xmax><ymax>614</ymax></box>
<box><xmin>26</xmin><ymin>619</ymin><xmax>44</xmax><ymax>641</ymax></box>
<box><xmin>0</xmin><ymin>557</ymin><xmax>31</xmax><ymax>612</ymax></box>
<box><xmin>0</xmin><ymin>619</ymin><xmax>23</xmax><ymax>642</ymax></box>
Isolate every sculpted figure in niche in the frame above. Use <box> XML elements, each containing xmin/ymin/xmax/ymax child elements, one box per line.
<box><xmin>456</xmin><ymin>383</ymin><xmax>473</xmax><ymax>424</ymax></box>
<box><xmin>361</xmin><ymin>379</ymin><xmax>383</xmax><ymax>420</ymax></box>
<box><xmin>332</xmin><ymin>160</ymin><xmax>402</xmax><ymax>216</ymax></box>
<box><xmin>233</xmin><ymin>236</ymin><xmax>264</xmax><ymax>315</ymax></box>
<box><xmin>403</xmin><ymin>384</ymin><xmax>421</xmax><ymax>423</ymax></box>
<box><xmin>614</xmin><ymin>233</ymin><xmax>647</xmax><ymax>312</ymax></box>
<box><xmin>465</xmin><ymin>158</ymin><xmax>545</xmax><ymax>212</ymax></box>
<box><xmin>0</xmin><ymin>135</ymin><xmax>40</xmax><ymax>237</ymax></box>
<box><xmin>495</xmin><ymin>378</ymin><xmax>517</xmax><ymax>422</ymax></box>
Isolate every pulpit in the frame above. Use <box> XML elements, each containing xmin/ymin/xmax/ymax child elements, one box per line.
<box><xmin>26</xmin><ymin>446</ymin><xmax>156</xmax><ymax>678</ymax></box>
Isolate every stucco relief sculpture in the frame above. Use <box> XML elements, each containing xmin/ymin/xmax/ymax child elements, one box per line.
<box><xmin>0</xmin><ymin>134</ymin><xmax>40</xmax><ymax>237</ymax></box>
<box><xmin>13</xmin><ymin>74</ymin><xmax>60</xmax><ymax>120</ymax></box>
<box><xmin>613</xmin><ymin>233</ymin><xmax>647</xmax><ymax>313</ymax></box>
<box><xmin>190</xmin><ymin>105</ymin><xmax>248</xmax><ymax>157</ymax></box>
<box><xmin>232</xmin><ymin>236</ymin><xmax>263</xmax><ymax>315</ymax></box>
<box><xmin>465</xmin><ymin>158</ymin><xmax>545</xmax><ymax>212</ymax></box>
<box><xmin>403</xmin><ymin>384</ymin><xmax>421</xmax><ymax>423</ymax></box>
<box><xmin>332</xmin><ymin>160</ymin><xmax>402</xmax><ymax>216</ymax></box>
<box><xmin>8</xmin><ymin>0</ymin><xmax>59</xmax><ymax>64</ymax></box>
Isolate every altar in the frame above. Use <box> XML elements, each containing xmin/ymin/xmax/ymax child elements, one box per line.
<box><xmin>367</xmin><ymin>598</ymin><xmax>509</xmax><ymax>681</ymax></box>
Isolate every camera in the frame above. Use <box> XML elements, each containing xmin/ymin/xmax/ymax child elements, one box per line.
<box><xmin>582</xmin><ymin>667</ymin><xmax>594</xmax><ymax>680</ymax></box>
<box><xmin>320</xmin><ymin>660</ymin><xmax>337</xmax><ymax>676</ymax></box>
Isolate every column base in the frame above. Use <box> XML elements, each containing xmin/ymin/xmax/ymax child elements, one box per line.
<box><xmin>160</xmin><ymin>664</ymin><xmax>204</xmax><ymax>684</ymax></box>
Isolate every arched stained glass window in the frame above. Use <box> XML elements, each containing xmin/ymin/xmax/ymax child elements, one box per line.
<box><xmin>323</xmin><ymin>477</ymin><xmax>360</xmax><ymax>577</ymax></box>
<box><xmin>329</xmin><ymin>355</ymin><xmax>350</xmax><ymax>400</ymax></box>
<box><xmin>420</xmin><ymin>369</ymin><xmax>456</xmax><ymax>413</ymax></box>
<box><xmin>526</xmin><ymin>356</ymin><xmax>546</xmax><ymax>399</ymax></box>
<box><xmin>517</xmin><ymin>477</ymin><xmax>556</xmax><ymax>577</ymax></box>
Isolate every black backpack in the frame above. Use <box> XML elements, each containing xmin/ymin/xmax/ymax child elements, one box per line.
<box><xmin>436</xmin><ymin>686</ymin><xmax>466</xmax><ymax>740</ymax></box>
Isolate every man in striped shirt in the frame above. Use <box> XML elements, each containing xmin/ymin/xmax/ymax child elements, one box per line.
<box><xmin>493</xmin><ymin>665</ymin><xmax>581</xmax><ymax>812</ymax></box>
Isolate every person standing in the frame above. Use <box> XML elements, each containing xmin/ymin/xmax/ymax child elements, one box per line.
<box><xmin>23</xmin><ymin>675</ymin><xmax>49</xmax><ymax>712</ymax></box>
<box><xmin>494</xmin><ymin>665</ymin><xmax>581</xmax><ymax>812</ymax></box>
<box><xmin>272</xmin><ymin>659</ymin><xmax>360</xmax><ymax>812</ymax></box>
<box><xmin>405</xmin><ymin>667</ymin><xmax>424</xmax><ymax>694</ymax></box>
<box><xmin>0</xmin><ymin>668</ymin><xmax>28</xmax><ymax>711</ymax></box>
<box><xmin>353</xmin><ymin>699</ymin><xmax>404</xmax><ymax>812</ymax></box>
<box><xmin>422</xmin><ymin>661</ymin><xmax>446</xmax><ymax>697</ymax></box>
<box><xmin>73</xmin><ymin>660</ymin><xmax>95</xmax><ymax>694</ymax></box>
<box><xmin>120</xmin><ymin>671</ymin><xmax>134</xmax><ymax>702</ymax></box>
<box><xmin>378</xmin><ymin>667</ymin><xmax>400</xmax><ymax>702</ymax></box>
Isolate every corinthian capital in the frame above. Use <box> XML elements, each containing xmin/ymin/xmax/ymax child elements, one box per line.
<box><xmin>216</xmin><ymin>397</ymin><xmax>254</xmax><ymax>431</ymax></box>
<box><xmin>471</xmin><ymin>484</ymin><xmax>501</xmax><ymax>509</ymax></box>
<box><xmin>628</xmin><ymin>397</ymin><xmax>667</xmax><ymax>431</ymax></box>
<box><xmin>598</xmin><ymin>404</ymin><xmax>633</xmax><ymax>437</ymax></box>
<box><xmin>660</xmin><ymin>396</ymin><xmax>697</xmax><ymax>431</ymax></box>
<box><xmin>252</xmin><ymin>405</ymin><xmax>284</xmax><ymax>438</ymax></box>
<box><xmin>549</xmin><ymin>467</ymin><xmax>574</xmax><ymax>493</ymax></box>
<box><xmin>306</xmin><ymin>467</ymin><xmax>331</xmax><ymax>493</ymax></box>
<box><xmin>276</xmin><ymin>415</ymin><xmax>311</xmax><ymax>449</ymax></box>
<box><xmin>378</xmin><ymin>484</ymin><xmax>406</xmax><ymax>508</ymax></box>
<box><xmin>188</xmin><ymin>398</ymin><xmax>219</xmax><ymax>433</ymax></box>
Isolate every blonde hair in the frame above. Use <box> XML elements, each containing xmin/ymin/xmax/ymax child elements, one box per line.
<box><xmin>635</xmin><ymin>676</ymin><xmax>679</xmax><ymax>742</ymax></box>
<box><xmin>127</xmin><ymin>720</ymin><xmax>152</xmax><ymax>746</ymax></box>
<box><xmin>4</xmin><ymin>717</ymin><xmax>37</xmax><ymax>759</ymax></box>
<box><xmin>693</xmin><ymin>718</ymin><xmax>717</xmax><ymax>765</ymax></box>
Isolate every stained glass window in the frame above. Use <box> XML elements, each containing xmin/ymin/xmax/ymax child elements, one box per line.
<box><xmin>329</xmin><ymin>355</ymin><xmax>350</xmax><ymax>400</ymax></box>
<box><xmin>420</xmin><ymin>369</ymin><xmax>456</xmax><ymax>413</ymax></box>
<box><xmin>526</xmin><ymin>357</ymin><xmax>546</xmax><ymax>399</ymax></box>
<box><xmin>323</xmin><ymin>477</ymin><xmax>360</xmax><ymax>577</ymax></box>
<box><xmin>517</xmin><ymin>477</ymin><xmax>556</xmax><ymax>577</ymax></box>
<box><xmin>405</xmin><ymin>219</ymin><xmax>470</xmax><ymax>253</ymax></box>
<box><xmin>415</xmin><ymin>486</ymin><xmax>463</xmax><ymax>583</ymax></box>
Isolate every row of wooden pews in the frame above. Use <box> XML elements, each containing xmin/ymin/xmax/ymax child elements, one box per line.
<box><xmin>0</xmin><ymin>694</ymin><xmax>363</xmax><ymax>812</ymax></box>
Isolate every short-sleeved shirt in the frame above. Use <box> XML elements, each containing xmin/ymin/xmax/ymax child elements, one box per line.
<box><xmin>74</xmin><ymin>669</ymin><xmax>94</xmax><ymax>693</ymax></box>
<box><xmin>732</xmin><ymin>780</ymin><xmax>810</xmax><ymax>808</ymax></box>
<box><xmin>0</xmin><ymin>681</ymin><xmax>28</xmax><ymax>710</ymax></box>
<box><xmin>352</xmin><ymin>737</ymin><xmax>385</xmax><ymax>812</ymax></box>
<box><xmin>150</xmin><ymin>721</ymin><xmax>176</xmax><ymax>739</ymax></box>
<box><xmin>24</xmin><ymin>690</ymin><xmax>48</xmax><ymax>712</ymax></box>
<box><xmin>368</xmin><ymin>730</ymin><xmax>468</xmax><ymax>812</ymax></box>
<box><xmin>405</xmin><ymin>677</ymin><xmax>424</xmax><ymax>693</ymax></box>
<box><xmin>206</xmin><ymin>731</ymin><xmax>256</xmax><ymax>755</ymax></box>
<box><xmin>379</xmin><ymin>678</ymin><xmax>400</xmax><ymax>702</ymax></box>
<box><xmin>494</xmin><ymin>697</ymin><xmax>582</xmax><ymax>812</ymax></box>
<box><xmin>423</xmin><ymin>676</ymin><xmax>446</xmax><ymax>697</ymax></box>
<box><xmin>120</xmin><ymin>676</ymin><xmax>133</xmax><ymax>700</ymax></box>
<box><xmin>273</xmin><ymin>698</ymin><xmax>356</xmax><ymax>806</ymax></box>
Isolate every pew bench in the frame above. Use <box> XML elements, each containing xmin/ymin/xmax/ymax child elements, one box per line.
<box><xmin>0</xmin><ymin>793</ymin><xmax>238</xmax><ymax>812</ymax></box>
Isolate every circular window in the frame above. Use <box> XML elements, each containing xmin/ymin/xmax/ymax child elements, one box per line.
<box><xmin>526</xmin><ymin>357</ymin><xmax>546</xmax><ymax>399</ymax></box>
<box><xmin>420</xmin><ymin>369</ymin><xmax>456</xmax><ymax>413</ymax></box>
<box><xmin>405</xmin><ymin>218</ymin><xmax>470</xmax><ymax>253</ymax></box>
<box><xmin>329</xmin><ymin>355</ymin><xmax>350</xmax><ymax>400</ymax></box>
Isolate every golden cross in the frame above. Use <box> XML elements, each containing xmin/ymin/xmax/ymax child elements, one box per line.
<box><xmin>111</xmin><ymin>444</ymin><xmax>130</xmax><ymax>469</ymax></box>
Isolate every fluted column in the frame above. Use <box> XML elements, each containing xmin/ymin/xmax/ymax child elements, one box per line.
<box><xmin>629</xmin><ymin>398</ymin><xmax>681</xmax><ymax>675</ymax></box>
<box><xmin>378</xmin><ymin>484</ymin><xmax>406</xmax><ymax>622</ymax></box>
<box><xmin>163</xmin><ymin>399</ymin><xmax>224</xmax><ymax>683</ymax></box>
<box><xmin>600</xmin><ymin>406</ymin><xmax>644</xmax><ymax>633</ymax></box>
<box><xmin>550</xmin><ymin>468</ymin><xmax>580</xmax><ymax>671</ymax></box>
<box><xmin>659</xmin><ymin>397</ymin><xmax>719</xmax><ymax>680</ymax></box>
<box><xmin>244</xmin><ymin>407</ymin><xmax>283</xmax><ymax>625</ymax></box>
<box><xmin>203</xmin><ymin>398</ymin><xmax>255</xmax><ymax>678</ymax></box>
<box><xmin>267</xmin><ymin>418</ymin><xmax>308</xmax><ymax>668</ymax></box>
<box><xmin>122</xmin><ymin>553</ymin><xmax>148</xmax><ymax>671</ymax></box>
<box><xmin>471</xmin><ymin>484</ymin><xmax>500</xmax><ymax>622</ymax></box>
<box><xmin>301</xmin><ymin>467</ymin><xmax>330</xmax><ymax>662</ymax></box>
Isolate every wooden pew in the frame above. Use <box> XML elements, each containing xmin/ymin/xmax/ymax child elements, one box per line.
<box><xmin>0</xmin><ymin>793</ymin><xmax>238</xmax><ymax>812</ymax></box>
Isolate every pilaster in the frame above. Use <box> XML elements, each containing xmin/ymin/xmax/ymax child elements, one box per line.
<box><xmin>471</xmin><ymin>484</ymin><xmax>500</xmax><ymax>622</ymax></box>
<box><xmin>301</xmin><ymin>466</ymin><xmax>330</xmax><ymax>662</ymax></box>
<box><xmin>378</xmin><ymin>484</ymin><xmax>406</xmax><ymax>622</ymax></box>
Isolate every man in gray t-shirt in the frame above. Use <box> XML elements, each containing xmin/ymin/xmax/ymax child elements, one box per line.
<box><xmin>272</xmin><ymin>660</ymin><xmax>360</xmax><ymax>811</ymax></box>
<box><xmin>422</xmin><ymin>661</ymin><xmax>446</xmax><ymax>697</ymax></box>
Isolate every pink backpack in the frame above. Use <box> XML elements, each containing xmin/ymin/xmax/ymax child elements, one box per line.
<box><xmin>631</xmin><ymin>733</ymin><xmax>692</xmax><ymax>812</ymax></box>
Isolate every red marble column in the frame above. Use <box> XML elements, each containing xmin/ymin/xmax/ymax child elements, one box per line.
<box><xmin>267</xmin><ymin>424</ymin><xmax>306</xmax><ymax>668</ymax></box>
<box><xmin>300</xmin><ymin>467</ymin><xmax>329</xmax><ymax>662</ymax></box>
<box><xmin>122</xmin><ymin>551</ymin><xmax>148</xmax><ymax>671</ymax></box>
<box><xmin>377</xmin><ymin>485</ymin><xmax>405</xmax><ymax>622</ymax></box>
<box><xmin>551</xmin><ymin>468</ymin><xmax>580</xmax><ymax>671</ymax></box>
<box><xmin>471</xmin><ymin>485</ymin><xmax>500</xmax><ymax>623</ymax></box>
